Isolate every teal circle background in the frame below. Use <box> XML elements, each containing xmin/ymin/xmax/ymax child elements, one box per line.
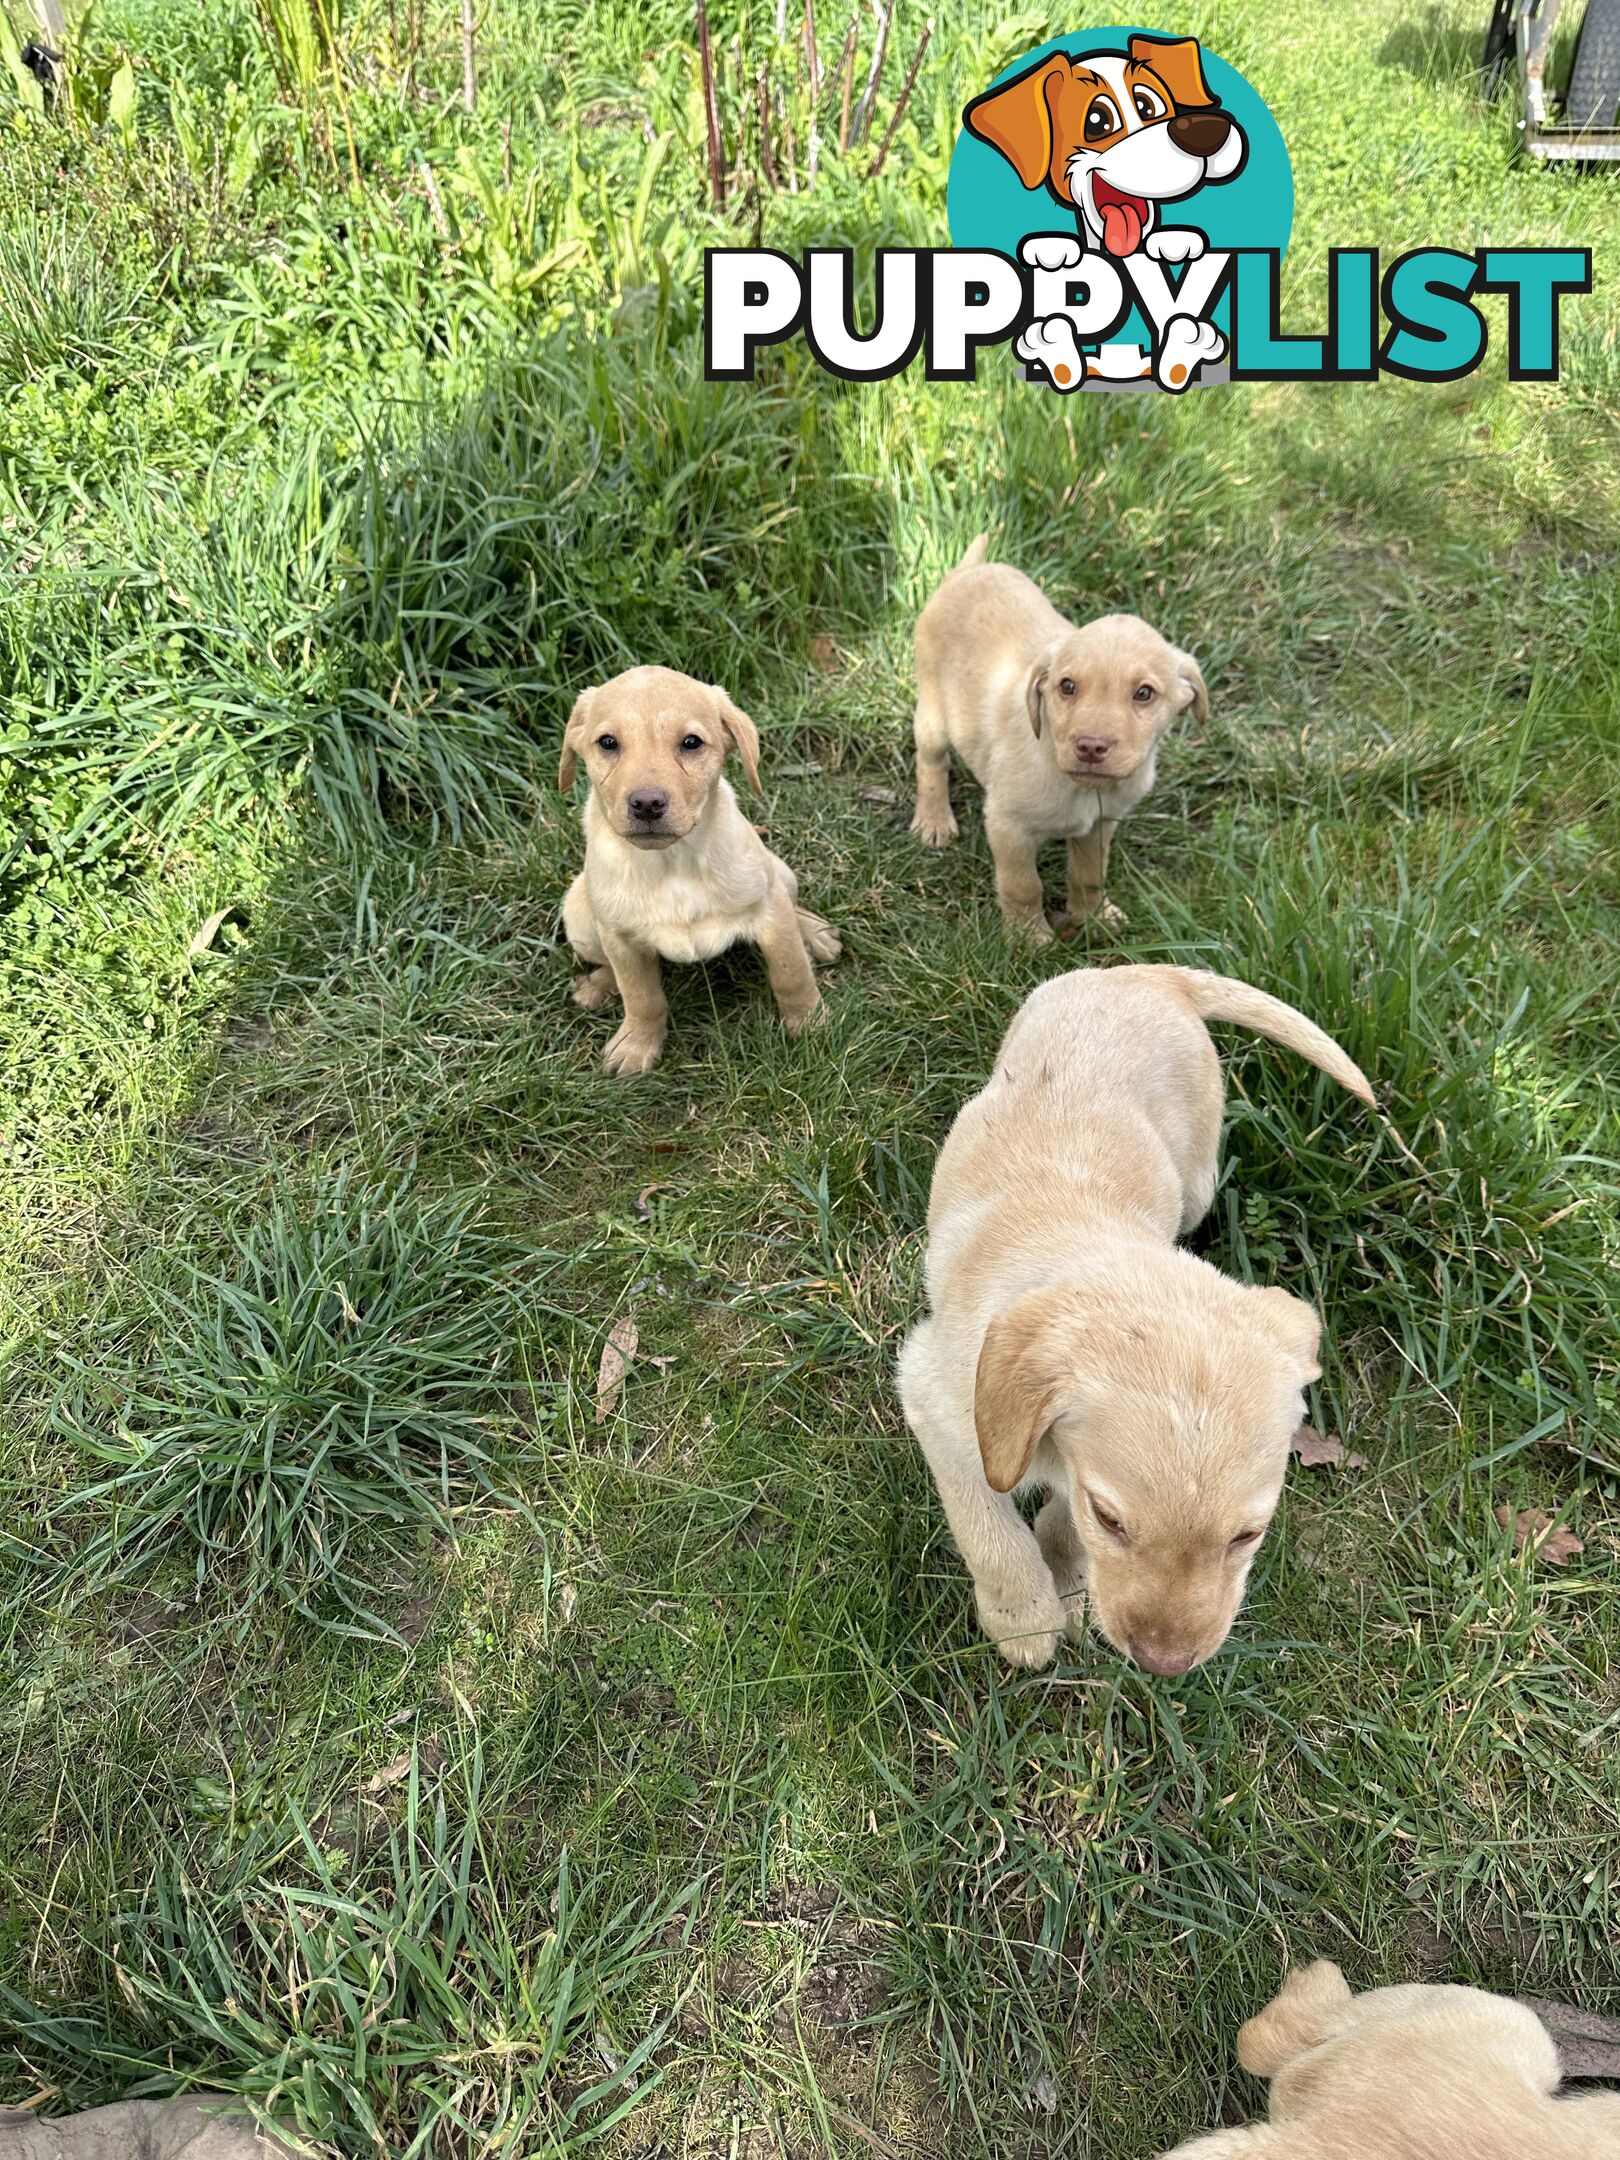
<box><xmin>945</xmin><ymin>27</ymin><xmax>1293</xmax><ymax>347</ymax></box>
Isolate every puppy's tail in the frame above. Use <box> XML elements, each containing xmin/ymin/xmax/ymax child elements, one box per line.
<box><xmin>1172</xmin><ymin>969</ymin><xmax>1374</xmax><ymax>1105</ymax></box>
<box><xmin>955</xmin><ymin>532</ymin><xmax>990</xmax><ymax>572</ymax></box>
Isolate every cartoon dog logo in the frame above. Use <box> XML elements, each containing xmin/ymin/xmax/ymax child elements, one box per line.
<box><xmin>964</xmin><ymin>35</ymin><xmax>1247</xmax><ymax>393</ymax></box>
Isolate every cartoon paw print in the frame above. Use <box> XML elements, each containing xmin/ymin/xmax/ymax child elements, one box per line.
<box><xmin>1144</xmin><ymin>229</ymin><xmax>1208</xmax><ymax>266</ymax></box>
<box><xmin>1016</xmin><ymin>316</ymin><xmax>1089</xmax><ymax>392</ymax></box>
<box><xmin>1155</xmin><ymin>314</ymin><xmax>1225</xmax><ymax>392</ymax></box>
<box><xmin>1019</xmin><ymin>233</ymin><xmax>1085</xmax><ymax>273</ymax></box>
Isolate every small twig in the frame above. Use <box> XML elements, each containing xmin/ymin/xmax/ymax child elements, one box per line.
<box><xmin>756</xmin><ymin>63</ymin><xmax>778</xmax><ymax>190</ymax></box>
<box><xmin>501</xmin><ymin>115</ymin><xmax>512</xmax><ymax>191</ymax></box>
<box><xmin>869</xmin><ymin>17</ymin><xmax>929</xmax><ymax>176</ymax></box>
<box><xmin>851</xmin><ymin>0</ymin><xmax>892</xmax><ymax>144</ymax></box>
<box><xmin>696</xmin><ymin>0</ymin><xmax>726</xmax><ymax>208</ymax></box>
<box><xmin>803</xmin><ymin>0</ymin><xmax>820</xmax><ymax>99</ymax></box>
<box><xmin>419</xmin><ymin>159</ymin><xmax>451</xmax><ymax>240</ymax></box>
<box><xmin>459</xmin><ymin>0</ymin><xmax>476</xmax><ymax>111</ymax></box>
<box><xmin>836</xmin><ymin>12</ymin><xmax>858</xmax><ymax>149</ymax></box>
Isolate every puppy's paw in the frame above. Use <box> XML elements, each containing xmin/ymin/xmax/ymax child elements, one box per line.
<box><xmin>604</xmin><ymin>1022</ymin><xmax>665</xmax><ymax>1076</ymax></box>
<box><xmin>571</xmin><ymin>967</ymin><xmax>617</xmax><ymax>1013</ymax></box>
<box><xmin>798</xmin><ymin>913</ymin><xmax>842</xmax><ymax>965</ymax></box>
<box><xmin>1144</xmin><ymin>226</ymin><xmax>1206</xmax><ymax>265</ymax></box>
<box><xmin>1015</xmin><ymin>315</ymin><xmax>1087</xmax><ymax>393</ymax></box>
<box><xmin>1019</xmin><ymin>232</ymin><xmax>1084</xmax><ymax>272</ymax></box>
<box><xmin>1006</xmin><ymin>911</ymin><xmax>1055</xmax><ymax>947</ymax></box>
<box><xmin>1155</xmin><ymin>313</ymin><xmax>1225</xmax><ymax>393</ymax></box>
<box><xmin>910</xmin><ymin>805</ymin><xmax>959</xmax><ymax>847</ymax></box>
<box><xmin>1060</xmin><ymin>897</ymin><xmax>1128</xmax><ymax>937</ymax></box>
<box><xmin>780</xmin><ymin>990</ymin><xmax>824</xmax><ymax>1037</ymax></box>
<box><xmin>978</xmin><ymin>1587</ymin><xmax>1067</xmax><ymax>1670</ymax></box>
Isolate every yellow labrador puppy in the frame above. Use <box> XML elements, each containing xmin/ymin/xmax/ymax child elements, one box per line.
<box><xmin>897</xmin><ymin>965</ymin><xmax>1372</xmax><ymax>1673</ymax></box>
<box><xmin>911</xmin><ymin>535</ymin><xmax>1206</xmax><ymax>938</ymax></box>
<box><xmin>1162</xmin><ymin>1961</ymin><xmax>1620</xmax><ymax>2158</ymax></box>
<box><xmin>560</xmin><ymin>666</ymin><xmax>839</xmax><ymax>1075</ymax></box>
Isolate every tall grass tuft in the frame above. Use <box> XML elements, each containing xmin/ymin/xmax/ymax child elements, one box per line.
<box><xmin>43</xmin><ymin>1178</ymin><xmax>538</xmax><ymax>1631</ymax></box>
<box><xmin>3</xmin><ymin>1736</ymin><xmax>697</xmax><ymax>2154</ymax></box>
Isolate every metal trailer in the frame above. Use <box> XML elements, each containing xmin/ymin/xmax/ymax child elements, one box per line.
<box><xmin>1483</xmin><ymin>0</ymin><xmax>1620</xmax><ymax>158</ymax></box>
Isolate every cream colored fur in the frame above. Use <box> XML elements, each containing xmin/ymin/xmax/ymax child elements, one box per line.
<box><xmin>1162</xmin><ymin>1962</ymin><xmax>1620</xmax><ymax>2158</ymax></box>
<box><xmin>560</xmin><ymin>666</ymin><xmax>839</xmax><ymax>1075</ymax></box>
<box><xmin>896</xmin><ymin>964</ymin><xmax>1373</xmax><ymax>1672</ymax></box>
<box><xmin>910</xmin><ymin>536</ymin><xmax>1207</xmax><ymax>938</ymax></box>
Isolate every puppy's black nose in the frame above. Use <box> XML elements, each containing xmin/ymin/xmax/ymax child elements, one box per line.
<box><xmin>1071</xmin><ymin>735</ymin><xmax>1115</xmax><ymax>764</ymax></box>
<box><xmin>628</xmin><ymin>790</ymin><xmax>669</xmax><ymax>823</ymax></box>
<box><xmin>1168</xmin><ymin>109</ymin><xmax>1232</xmax><ymax>157</ymax></box>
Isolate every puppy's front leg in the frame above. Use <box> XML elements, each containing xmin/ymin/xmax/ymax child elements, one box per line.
<box><xmin>1065</xmin><ymin>820</ymin><xmax>1125</xmax><ymax>928</ymax></box>
<box><xmin>758</xmin><ymin>884</ymin><xmax>822</xmax><ymax>1034</ymax></box>
<box><xmin>986</xmin><ymin>810</ymin><xmax>1052</xmax><ymax>943</ymax></box>
<box><xmin>598</xmin><ymin>930</ymin><xmax>668</xmax><ymax>1076</ymax></box>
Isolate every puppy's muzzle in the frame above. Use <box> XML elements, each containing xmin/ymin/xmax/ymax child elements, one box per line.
<box><xmin>622</xmin><ymin>787</ymin><xmax>678</xmax><ymax>846</ymax></box>
<box><xmin>1067</xmin><ymin>735</ymin><xmax>1118</xmax><ymax>775</ymax></box>
<box><xmin>1168</xmin><ymin>110</ymin><xmax>1232</xmax><ymax>157</ymax></box>
<box><xmin>1126</xmin><ymin>1632</ymin><xmax>1200</xmax><ymax>1677</ymax></box>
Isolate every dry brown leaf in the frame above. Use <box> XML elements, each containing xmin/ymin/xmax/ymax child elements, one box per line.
<box><xmin>1517</xmin><ymin>1996</ymin><xmax>1620</xmax><ymax>2079</ymax></box>
<box><xmin>365</xmin><ymin>1752</ymin><xmax>413</xmax><ymax>1795</ymax></box>
<box><xmin>860</xmin><ymin>786</ymin><xmax>898</xmax><ymax>806</ymax></box>
<box><xmin>188</xmin><ymin>907</ymin><xmax>233</xmax><ymax>957</ymax></box>
<box><xmin>809</xmin><ymin>633</ymin><xmax>845</xmax><ymax>673</ymax></box>
<box><xmin>1494</xmin><ymin>1505</ymin><xmax>1583</xmax><ymax>1566</ymax></box>
<box><xmin>595</xmin><ymin>1316</ymin><xmax>638</xmax><ymax>1422</ymax></box>
<box><xmin>1290</xmin><ymin>1424</ymin><xmax>1369</xmax><ymax>1471</ymax></box>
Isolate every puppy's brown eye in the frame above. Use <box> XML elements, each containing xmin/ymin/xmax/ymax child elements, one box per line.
<box><xmin>1059</xmin><ymin>677</ymin><xmax>1077</xmax><ymax>697</ymax></box>
<box><xmin>1132</xmin><ymin>86</ymin><xmax>1166</xmax><ymax>122</ymax></box>
<box><xmin>1090</xmin><ymin>1498</ymin><xmax>1128</xmax><ymax>1541</ymax></box>
<box><xmin>1084</xmin><ymin>95</ymin><xmax>1121</xmax><ymax>140</ymax></box>
<box><xmin>1132</xmin><ymin>684</ymin><xmax>1155</xmax><ymax>703</ymax></box>
<box><xmin>595</xmin><ymin>733</ymin><xmax>619</xmax><ymax>752</ymax></box>
<box><xmin>679</xmin><ymin>734</ymin><xmax>705</xmax><ymax>752</ymax></box>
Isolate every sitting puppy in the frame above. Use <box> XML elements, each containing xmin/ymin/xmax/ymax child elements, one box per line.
<box><xmin>910</xmin><ymin>536</ymin><xmax>1206</xmax><ymax>939</ymax></box>
<box><xmin>896</xmin><ymin>964</ymin><xmax>1372</xmax><ymax>1672</ymax></box>
<box><xmin>1162</xmin><ymin>1960</ymin><xmax>1620</xmax><ymax>2157</ymax></box>
<box><xmin>560</xmin><ymin>666</ymin><xmax>840</xmax><ymax>1075</ymax></box>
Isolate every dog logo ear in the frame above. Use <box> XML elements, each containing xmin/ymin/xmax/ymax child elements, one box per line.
<box><xmin>964</xmin><ymin>58</ymin><xmax>1067</xmax><ymax>189</ymax></box>
<box><xmin>713</xmin><ymin>690</ymin><xmax>762</xmax><ymax>793</ymax></box>
<box><xmin>559</xmin><ymin>688</ymin><xmax>593</xmax><ymax>793</ymax></box>
<box><xmin>1128</xmin><ymin>33</ymin><xmax>1217</xmax><ymax>111</ymax></box>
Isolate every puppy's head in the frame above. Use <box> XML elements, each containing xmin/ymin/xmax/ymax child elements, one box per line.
<box><xmin>964</xmin><ymin>40</ymin><xmax>1246</xmax><ymax>258</ymax></box>
<box><xmin>559</xmin><ymin>665</ymin><xmax>761</xmax><ymax>848</ymax></box>
<box><xmin>1237</xmin><ymin>1962</ymin><xmax>1354</xmax><ymax>2079</ymax></box>
<box><xmin>973</xmin><ymin>1268</ymin><xmax>1319</xmax><ymax>1674</ymax></box>
<box><xmin>1026</xmin><ymin>614</ymin><xmax>1206</xmax><ymax>786</ymax></box>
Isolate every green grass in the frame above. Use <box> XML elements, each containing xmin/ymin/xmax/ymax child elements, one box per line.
<box><xmin>2</xmin><ymin>1</ymin><xmax>1618</xmax><ymax>2154</ymax></box>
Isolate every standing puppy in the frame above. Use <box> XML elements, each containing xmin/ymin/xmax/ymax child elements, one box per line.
<box><xmin>897</xmin><ymin>965</ymin><xmax>1372</xmax><ymax>1672</ymax></box>
<box><xmin>1161</xmin><ymin>1961</ymin><xmax>1620</xmax><ymax>2157</ymax></box>
<box><xmin>910</xmin><ymin>537</ymin><xmax>1206</xmax><ymax>940</ymax></box>
<box><xmin>560</xmin><ymin>666</ymin><xmax>840</xmax><ymax>1075</ymax></box>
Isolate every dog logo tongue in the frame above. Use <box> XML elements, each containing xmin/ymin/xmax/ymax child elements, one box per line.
<box><xmin>1095</xmin><ymin>183</ymin><xmax>1146</xmax><ymax>257</ymax></box>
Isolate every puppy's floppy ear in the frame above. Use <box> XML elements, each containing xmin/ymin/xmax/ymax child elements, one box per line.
<box><xmin>974</xmin><ymin>1292</ymin><xmax>1064</xmax><ymax>1493</ymax></box>
<box><xmin>1025</xmin><ymin>662</ymin><xmax>1048</xmax><ymax>739</ymax></box>
<box><xmin>964</xmin><ymin>58</ymin><xmax>1066</xmax><ymax>189</ymax></box>
<box><xmin>713</xmin><ymin>690</ymin><xmax>762</xmax><ymax>793</ymax></box>
<box><xmin>1129</xmin><ymin>33</ymin><xmax>1217</xmax><ymax>111</ymax></box>
<box><xmin>1253</xmin><ymin>1288</ymin><xmax>1322</xmax><ymax>1386</ymax></box>
<box><xmin>1170</xmin><ymin>645</ymin><xmax>1209</xmax><ymax>724</ymax></box>
<box><xmin>1237</xmin><ymin>1961</ymin><xmax>1352</xmax><ymax>2080</ymax></box>
<box><xmin>559</xmin><ymin>688</ymin><xmax>594</xmax><ymax>793</ymax></box>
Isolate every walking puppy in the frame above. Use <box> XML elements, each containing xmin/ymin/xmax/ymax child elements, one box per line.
<box><xmin>560</xmin><ymin>666</ymin><xmax>840</xmax><ymax>1075</ymax></box>
<box><xmin>910</xmin><ymin>538</ymin><xmax>1206</xmax><ymax>940</ymax></box>
<box><xmin>1161</xmin><ymin>1961</ymin><xmax>1620</xmax><ymax>2157</ymax></box>
<box><xmin>897</xmin><ymin>965</ymin><xmax>1372</xmax><ymax>1673</ymax></box>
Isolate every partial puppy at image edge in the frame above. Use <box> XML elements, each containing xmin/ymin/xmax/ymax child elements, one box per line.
<box><xmin>1160</xmin><ymin>1961</ymin><xmax>1620</xmax><ymax>2157</ymax></box>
